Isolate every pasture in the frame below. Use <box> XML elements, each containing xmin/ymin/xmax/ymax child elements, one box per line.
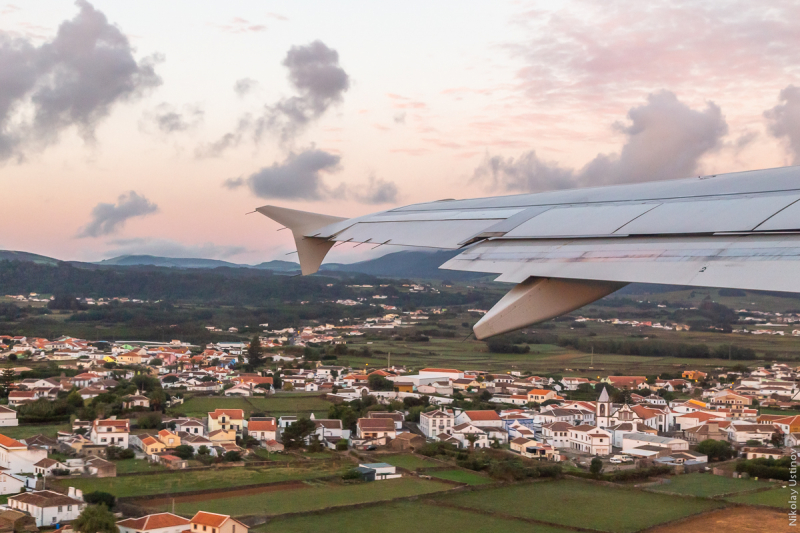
<box><xmin>648</xmin><ymin>473</ymin><xmax>773</xmax><ymax>497</ymax></box>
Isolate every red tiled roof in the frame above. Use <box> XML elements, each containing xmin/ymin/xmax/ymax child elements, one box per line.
<box><xmin>208</xmin><ymin>409</ymin><xmax>244</xmax><ymax>419</ymax></box>
<box><xmin>117</xmin><ymin>513</ymin><xmax>190</xmax><ymax>531</ymax></box>
<box><xmin>420</xmin><ymin>368</ymin><xmax>461</xmax><ymax>373</ymax></box>
<box><xmin>248</xmin><ymin>419</ymin><xmax>277</xmax><ymax>431</ymax></box>
<box><xmin>0</xmin><ymin>434</ymin><xmax>28</xmax><ymax>449</ymax></box>
<box><xmin>465</xmin><ymin>410</ymin><xmax>501</xmax><ymax>421</ymax></box>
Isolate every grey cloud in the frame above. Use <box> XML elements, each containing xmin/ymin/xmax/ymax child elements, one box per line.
<box><xmin>234</xmin><ymin>78</ymin><xmax>258</xmax><ymax>97</ymax></box>
<box><xmin>0</xmin><ymin>0</ymin><xmax>161</xmax><ymax>161</ymax></box>
<box><xmin>228</xmin><ymin>148</ymin><xmax>399</xmax><ymax>204</ymax></box>
<box><xmin>106</xmin><ymin>238</ymin><xmax>248</xmax><ymax>259</ymax></box>
<box><xmin>77</xmin><ymin>191</ymin><xmax>158</xmax><ymax>238</ymax></box>
<box><xmin>202</xmin><ymin>40</ymin><xmax>349</xmax><ymax>156</ymax></box>
<box><xmin>241</xmin><ymin>149</ymin><xmax>342</xmax><ymax>200</ymax></box>
<box><xmin>223</xmin><ymin>176</ymin><xmax>244</xmax><ymax>189</ymax></box>
<box><xmin>257</xmin><ymin>40</ymin><xmax>350</xmax><ymax>141</ymax></box>
<box><xmin>765</xmin><ymin>85</ymin><xmax>800</xmax><ymax>164</ymax></box>
<box><xmin>147</xmin><ymin>103</ymin><xmax>203</xmax><ymax>133</ymax></box>
<box><xmin>474</xmin><ymin>91</ymin><xmax>728</xmax><ymax>192</ymax></box>
<box><xmin>352</xmin><ymin>175</ymin><xmax>399</xmax><ymax>204</ymax></box>
<box><xmin>393</xmin><ymin>112</ymin><xmax>406</xmax><ymax>124</ymax></box>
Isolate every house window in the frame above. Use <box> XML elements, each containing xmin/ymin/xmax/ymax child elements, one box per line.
<box><xmin>203</xmin><ymin>526</ymin><xmax>207</xmax><ymax>531</ymax></box>
<box><xmin>68</xmin><ymin>505</ymin><xmax>72</xmax><ymax>511</ymax></box>
<box><xmin>58</xmin><ymin>506</ymin><xmax>63</xmax><ymax>512</ymax></box>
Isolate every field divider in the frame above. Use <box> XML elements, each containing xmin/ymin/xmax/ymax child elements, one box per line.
<box><xmin>424</xmin><ymin>500</ymin><xmax>604</xmax><ymax>533</ymax></box>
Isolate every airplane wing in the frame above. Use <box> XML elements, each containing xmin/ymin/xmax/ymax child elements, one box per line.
<box><xmin>257</xmin><ymin>166</ymin><xmax>800</xmax><ymax>339</ymax></box>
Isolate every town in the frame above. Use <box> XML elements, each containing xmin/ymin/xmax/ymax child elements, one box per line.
<box><xmin>0</xmin><ymin>325</ymin><xmax>792</xmax><ymax>532</ymax></box>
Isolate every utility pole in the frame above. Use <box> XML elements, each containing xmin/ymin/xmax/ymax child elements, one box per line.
<box><xmin>388</xmin><ymin>351</ymin><xmax>391</xmax><ymax>369</ymax></box>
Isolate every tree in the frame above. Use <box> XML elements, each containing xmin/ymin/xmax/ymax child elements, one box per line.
<box><xmin>0</xmin><ymin>368</ymin><xmax>15</xmax><ymax>398</ymax></box>
<box><xmin>223</xmin><ymin>450</ymin><xmax>242</xmax><ymax>462</ymax></box>
<box><xmin>66</xmin><ymin>389</ymin><xmax>84</xmax><ymax>409</ymax></box>
<box><xmin>282</xmin><ymin>417</ymin><xmax>317</xmax><ymax>449</ymax></box>
<box><xmin>465</xmin><ymin>433</ymin><xmax>478</xmax><ymax>450</ymax></box>
<box><xmin>174</xmin><ymin>445</ymin><xmax>195</xmax><ymax>460</ymax></box>
<box><xmin>150</xmin><ymin>358</ymin><xmax>163</xmax><ymax>366</ymax></box>
<box><xmin>83</xmin><ymin>491</ymin><xmax>116</xmax><ymax>509</ymax></box>
<box><xmin>697</xmin><ymin>439</ymin><xmax>734</xmax><ymax>461</ymax></box>
<box><xmin>590</xmin><ymin>457</ymin><xmax>603</xmax><ymax>475</ymax></box>
<box><xmin>771</xmin><ymin>433</ymin><xmax>784</xmax><ymax>448</ymax></box>
<box><xmin>247</xmin><ymin>334</ymin><xmax>264</xmax><ymax>370</ymax></box>
<box><xmin>73</xmin><ymin>505</ymin><xmax>118</xmax><ymax>533</ymax></box>
<box><xmin>148</xmin><ymin>389</ymin><xmax>167</xmax><ymax>411</ymax></box>
<box><xmin>137</xmin><ymin>412</ymin><xmax>162</xmax><ymax>429</ymax></box>
<box><xmin>283</xmin><ymin>382</ymin><xmax>294</xmax><ymax>391</ymax></box>
<box><xmin>197</xmin><ymin>445</ymin><xmax>210</xmax><ymax>456</ymax></box>
<box><xmin>7</xmin><ymin>354</ymin><xmax>17</xmax><ymax>362</ymax></box>
<box><xmin>368</xmin><ymin>374</ymin><xmax>393</xmax><ymax>391</ymax></box>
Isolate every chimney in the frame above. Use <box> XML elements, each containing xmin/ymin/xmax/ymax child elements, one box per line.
<box><xmin>75</xmin><ymin>489</ymin><xmax>83</xmax><ymax>501</ymax></box>
<box><xmin>68</xmin><ymin>487</ymin><xmax>75</xmax><ymax>498</ymax></box>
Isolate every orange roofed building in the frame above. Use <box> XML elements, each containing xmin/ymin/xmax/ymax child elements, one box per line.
<box><xmin>207</xmin><ymin>409</ymin><xmax>245</xmax><ymax>434</ymax></box>
<box><xmin>188</xmin><ymin>512</ymin><xmax>248</xmax><ymax>533</ymax></box>
<box><xmin>118</xmin><ymin>513</ymin><xmax>190</xmax><ymax>533</ymax></box>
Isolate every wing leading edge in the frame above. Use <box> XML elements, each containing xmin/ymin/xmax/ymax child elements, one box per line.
<box><xmin>256</xmin><ymin>166</ymin><xmax>800</xmax><ymax>338</ymax></box>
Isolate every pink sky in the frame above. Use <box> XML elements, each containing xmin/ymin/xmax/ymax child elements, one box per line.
<box><xmin>1</xmin><ymin>1</ymin><xmax>798</xmax><ymax>264</ymax></box>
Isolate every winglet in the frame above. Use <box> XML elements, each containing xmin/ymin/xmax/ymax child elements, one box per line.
<box><xmin>256</xmin><ymin>205</ymin><xmax>347</xmax><ymax>275</ymax></box>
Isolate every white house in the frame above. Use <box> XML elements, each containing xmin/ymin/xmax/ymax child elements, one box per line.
<box><xmin>247</xmin><ymin>418</ymin><xmax>277</xmax><ymax>443</ymax></box>
<box><xmin>90</xmin><ymin>419</ymin><xmax>130</xmax><ymax>448</ymax></box>
<box><xmin>622</xmin><ymin>433</ymin><xmax>689</xmax><ymax>452</ymax></box>
<box><xmin>420</xmin><ymin>409</ymin><xmax>455</xmax><ymax>439</ymax></box>
<box><xmin>540</xmin><ymin>422</ymin><xmax>573</xmax><ymax>448</ymax></box>
<box><xmin>358</xmin><ymin>462</ymin><xmax>401</xmax><ymax>480</ymax></box>
<box><xmin>0</xmin><ymin>406</ymin><xmax>18</xmax><ymax>426</ymax></box>
<box><xmin>8</xmin><ymin>489</ymin><xmax>85</xmax><ymax>527</ymax></box>
<box><xmin>0</xmin><ymin>472</ymin><xmax>25</xmax><ymax>495</ymax></box>
<box><xmin>451</xmin><ymin>423</ymin><xmax>490</xmax><ymax>449</ymax></box>
<box><xmin>568</xmin><ymin>425</ymin><xmax>612</xmax><ymax>456</ymax></box>
<box><xmin>117</xmin><ymin>513</ymin><xmax>191</xmax><ymax>533</ymax></box>
<box><xmin>0</xmin><ymin>434</ymin><xmax>47</xmax><ymax>474</ymax></box>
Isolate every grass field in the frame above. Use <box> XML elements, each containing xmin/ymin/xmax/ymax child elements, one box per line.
<box><xmin>726</xmin><ymin>487</ymin><xmax>790</xmax><ymax>508</ymax></box>
<box><xmin>254</xmin><ymin>501</ymin><xmax>572</xmax><ymax>533</ymax></box>
<box><xmin>0</xmin><ymin>423</ymin><xmax>70</xmax><ymax>440</ymax></box>
<box><xmin>56</xmin><ymin>464</ymin><xmax>343</xmax><ymax>498</ymax></box>
<box><xmin>159</xmin><ymin>477</ymin><xmax>453</xmax><ymax>517</ymax></box>
<box><xmin>167</xmin><ymin>394</ymin><xmax>332</xmax><ymax>418</ymax></box>
<box><xmin>438</xmin><ymin>479</ymin><xmax>724</xmax><ymax>533</ymax></box>
<box><xmin>649</xmin><ymin>473</ymin><xmax>773</xmax><ymax>497</ymax></box>
<box><xmin>112</xmin><ymin>459</ymin><xmax>167</xmax><ymax>474</ymax></box>
<box><xmin>427</xmin><ymin>469</ymin><xmax>493</xmax><ymax>485</ymax></box>
<box><xmin>379</xmin><ymin>454</ymin><xmax>443</xmax><ymax>470</ymax></box>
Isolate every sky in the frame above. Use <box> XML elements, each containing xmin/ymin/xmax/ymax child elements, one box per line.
<box><xmin>2</xmin><ymin>0</ymin><xmax>800</xmax><ymax>264</ymax></box>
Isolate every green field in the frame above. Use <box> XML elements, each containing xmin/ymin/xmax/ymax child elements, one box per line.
<box><xmin>0</xmin><ymin>423</ymin><xmax>70</xmax><ymax>440</ymax></box>
<box><xmin>379</xmin><ymin>454</ymin><xmax>443</xmax><ymax>470</ymax></box>
<box><xmin>427</xmin><ymin>469</ymin><xmax>492</xmax><ymax>485</ymax></box>
<box><xmin>438</xmin><ymin>479</ymin><xmax>724</xmax><ymax>533</ymax></box>
<box><xmin>167</xmin><ymin>394</ymin><xmax>332</xmax><ymax>418</ymax></box>
<box><xmin>158</xmin><ymin>477</ymin><xmax>453</xmax><ymax>517</ymax></box>
<box><xmin>649</xmin><ymin>473</ymin><xmax>773</xmax><ymax>497</ymax></box>
<box><xmin>112</xmin><ymin>459</ymin><xmax>167</xmax><ymax>474</ymax></box>
<box><xmin>56</xmin><ymin>464</ymin><xmax>343</xmax><ymax>498</ymax></box>
<box><xmin>254</xmin><ymin>501</ymin><xmax>572</xmax><ymax>533</ymax></box>
<box><xmin>726</xmin><ymin>487</ymin><xmax>791</xmax><ymax>508</ymax></box>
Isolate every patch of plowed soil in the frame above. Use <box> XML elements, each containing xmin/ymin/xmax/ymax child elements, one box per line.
<box><xmin>648</xmin><ymin>507</ymin><xmax>787</xmax><ymax>533</ymax></box>
<box><xmin>141</xmin><ymin>481</ymin><xmax>307</xmax><ymax>507</ymax></box>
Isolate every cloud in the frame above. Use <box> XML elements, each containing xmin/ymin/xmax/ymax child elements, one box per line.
<box><xmin>512</xmin><ymin>1</ymin><xmax>800</xmax><ymax>106</ymax></box>
<box><xmin>77</xmin><ymin>191</ymin><xmax>158</xmax><ymax>238</ymax></box>
<box><xmin>474</xmin><ymin>91</ymin><xmax>728</xmax><ymax>192</ymax></box>
<box><xmin>233</xmin><ymin>78</ymin><xmax>258</xmax><ymax>97</ymax></box>
<box><xmin>201</xmin><ymin>40</ymin><xmax>349</xmax><ymax>156</ymax></box>
<box><xmin>226</xmin><ymin>148</ymin><xmax>399</xmax><ymax>204</ymax></box>
<box><xmin>765</xmin><ymin>85</ymin><xmax>800</xmax><ymax>164</ymax></box>
<box><xmin>105</xmin><ymin>238</ymin><xmax>249</xmax><ymax>259</ymax></box>
<box><xmin>352</xmin><ymin>175</ymin><xmax>399</xmax><ymax>204</ymax></box>
<box><xmin>213</xmin><ymin>18</ymin><xmax>266</xmax><ymax>34</ymax></box>
<box><xmin>393</xmin><ymin>112</ymin><xmax>406</xmax><ymax>124</ymax></box>
<box><xmin>0</xmin><ymin>0</ymin><xmax>161</xmax><ymax>161</ymax></box>
<box><xmin>229</xmin><ymin>148</ymin><xmax>343</xmax><ymax>201</ymax></box>
<box><xmin>146</xmin><ymin>103</ymin><xmax>203</xmax><ymax>133</ymax></box>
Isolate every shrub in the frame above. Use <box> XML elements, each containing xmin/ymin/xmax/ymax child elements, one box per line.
<box><xmin>83</xmin><ymin>491</ymin><xmax>116</xmax><ymax>509</ymax></box>
<box><xmin>335</xmin><ymin>439</ymin><xmax>349</xmax><ymax>451</ymax></box>
<box><xmin>342</xmin><ymin>468</ymin><xmax>362</xmax><ymax>480</ymax></box>
<box><xmin>223</xmin><ymin>451</ymin><xmax>242</xmax><ymax>462</ymax></box>
<box><xmin>173</xmin><ymin>445</ymin><xmax>194</xmax><ymax>460</ymax></box>
<box><xmin>106</xmin><ymin>446</ymin><xmax>135</xmax><ymax>460</ymax></box>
